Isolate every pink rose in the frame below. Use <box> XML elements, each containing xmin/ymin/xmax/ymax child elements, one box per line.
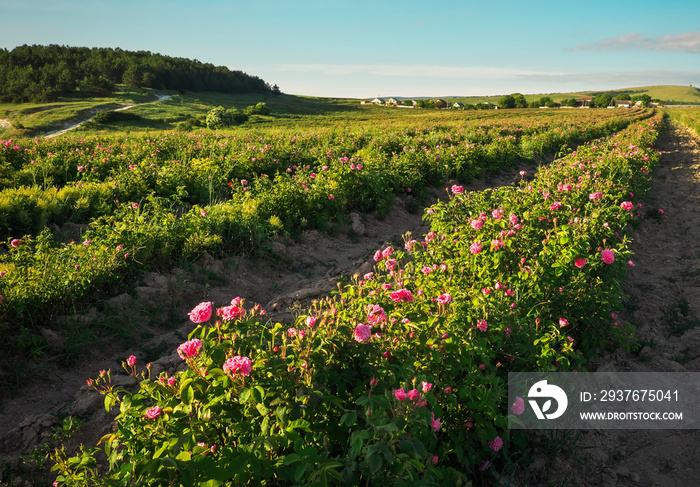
<box><xmin>394</xmin><ymin>389</ymin><xmax>408</xmax><ymax>401</ymax></box>
<box><xmin>511</xmin><ymin>396</ymin><xmax>525</xmax><ymax>415</ymax></box>
<box><xmin>408</xmin><ymin>389</ymin><xmax>421</xmax><ymax>401</ymax></box>
<box><xmin>218</xmin><ymin>304</ymin><xmax>245</xmax><ymax>321</ymax></box>
<box><xmin>601</xmin><ymin>250</ymin><xmax>615</xmax><ymax>264</ymax></box>
<box><xmin>223</xmin><ymin>356</ymin><xmax>252</xmax><ymax>377</ymax></box>
<box><xmin>306</xmin><ymin>316</ymin><xmax>317</xmax><ymax>328</ymax></box>
<box><xmin>189</xmin><ymin>302</ymin><xmax>213</xmax><ymax>323</ymax></box>
<box><xmin>488</xmin><ymin>436</ymin><xmax>503</xmax><ymax>452</ymax></box>
<box><xmin>470</xmin><ymin>241</ymin><xmax>482</xmax><ymax>254</ymax></box>
<box><xmin>620</xmin><ymin>201</ymin><xmax>634</xmax><ymax>211</ymax></box>
<box><xmin>127</xmin><ymin>355</ymin><xmax>136</xmax><ymax>367</ymax></box>
<box><xmin>430</xmin><ymin>412</ymin><xmax>441</xmax><ymax>432</ymax></box>
<box><xmin>476</xmin><ymin>319</ymin><xmax>488</xmax><ymax>332</ymax></box>
<box><xmin>144</xmin><ymin>406</ymin><xmax>162</xmax><ymax>419</ymax></box>
<box><xmin>559</xmin><ymin>318</ymin><xmax>569</xmax><ymax>327</ymax></box>
<box><xmin>451</xmin><ymin>184</ymin><xmax>464</xmax><ymax>194</ymax></box>
<box><xmin>354</xmin><ymin>324</ymin><xmax>372</xmax><ymax>343</ymax></box>
<box><xmin>177</xmin><ymin>338</ymin><xmax>203</xmax><ymax>360</ymax></box>
<box><xmin>421</xmin><ymin>381</ymin><xmax>433</xmax><ymax>393</ymax></box>
<box><xmin>390</xmin><ymin>289</ymin><xmax>414</xmax><ymax>303</ymax></box>
<box><xmin>437</xmin><ymin>293</ymin><xmax>452</xmax><ymax>305</ymax></box>
<box><xmin>366</xmin><ymin>304</ymin><xmax>387</xmax><ymax>325</ymax></box>
<box><xmin>574</xmin><ymin>258</ymin><xmax>587</xmax><ymax>268</ymax></box>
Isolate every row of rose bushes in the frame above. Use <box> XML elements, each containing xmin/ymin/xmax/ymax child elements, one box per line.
<box><xmin>0</xmin><ymin>108</ymin><xmax>645</xmax><ymax>242</ymax></box>
<box><xmin>0</xmin><ymin>110</ymin><xmax>651</xmax><ymax>377</ymax></box>
<box><xmin>665</xmin><ymin>107</ymin><xmax>700</xmax><ymax>136</ymax></box>
<box><xmin>53</xmin><ymin>112</ymin><xmax>664</xmax><ymax>486</ymax></box>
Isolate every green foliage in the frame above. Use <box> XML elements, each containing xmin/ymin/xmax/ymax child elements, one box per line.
<box><xmin>93</xmin><ymin>110</ymin><xmax>142</xmax><ymax>124</ymax></box>
<box><xmin>0</xmin><ymin>107</ymin><xmax>653</xmax><ymax>392</ymax></box>
<box><xmin>244</xmin><ymin>102</ymin><xmax>271</xmax><ymax>116</ymax></box>
<box><xmin>593</xmin><ymin>93</ymin><xmax>613</xmax><ymax>108</ymax></box>
<box><xmin>51</xmin><ymin>110</ymin><xmax>664</xmax><ymax>486</ymax></box>
<box><xmin>0</xmin><ymin>44</ymin><xmax>273</xmax><ymax>104</ymax></box>
<box><xmin>206</xmin><ymin>106</ymin><xmax>249</xmax><ymax>129</ymax></box>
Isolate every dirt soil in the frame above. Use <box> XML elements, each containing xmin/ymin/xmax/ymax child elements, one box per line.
<box><xmin>1</xmin><ymin>121</ymin><xmax>700</xmax><ymax>487</ymax></box>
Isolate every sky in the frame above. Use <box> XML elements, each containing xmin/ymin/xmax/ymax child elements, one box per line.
<box><xmin>1</xmin><ymin>0</ymin><xmax>699</xmax><ymax>99</ymax></box>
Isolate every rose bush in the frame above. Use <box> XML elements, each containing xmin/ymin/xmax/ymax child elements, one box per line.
<box><xmin>53</xmin><ymin>111</ymin><xmax>663</xmax><ymax>485</ymax></box>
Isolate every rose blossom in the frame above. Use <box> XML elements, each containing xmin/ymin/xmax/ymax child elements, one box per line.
<box><xmin>422</xmin><ymin>381</ymin><xmax>433</xmax><ymax>393</ymax></box>
<box><xmin>511</xmin><ymin>396</ymin><xmax>525</xmax><ymax>415</ymax></box>
<box><xmin>188</xmin><ymin>302</ymin><xmax>213</xmax><ymax>323</ymax></box>
<box><xmin>489</xmin><ymin>436</ymin><xmax>503</xmax><ymax>452</ymax></box>
<box><xmin>218</xmin><ymin>305</ymin><xmax>244</xmax><ymax>321</ymax></box>
<box><xmin>408</xmin><ymin>389</ymin><xmax>421</xmax><ymax>401</ymax></box>
<box><xmin>223</xmin><ymin>356</ymin><xmax>252</xmax><ymax>377</ymax></box>
<box><xmin>431</xmin><ymin>412</ymin><xmax>442</xmax><ymax>432</ymax></box>
<box><xmin>177</xmin><ymin>338</ymin><xmax>203</xmax><ymax>360</ymax></box>
<box><xmin>620</xmin><ymin>201</ymin><xmax>634</xmax><ymax>211</ymax></box>
<box><xmin>601</xmin><ymin>250</ymin><xmax>615</xmax><ymax>264</ymax></box>
<box><xmin>574</xmin><ymin>258</ymin><xmax>587</xmax><ymax>268</ymax></box>
<box><xmin>354</xmin><ymin>324</ymin><xmax>372</xmax><ymax>343</ymax></box>
<box><xmin>437</xmin><ymin>293</ymin><xmax>452</xmax><ymax>305</ymax></box>
<box><xmin>144</xmin><ymin>406</ymin><xmax>162</xmax><ymax>419</ymax></box>
<box><xmin>390</xmin><ymin>289</ymin><xmax>414</xmax><ymax>303</ymax></box>
<box><xmin>451</xmin><ymin>184</ymin><xmax>464</xmax><ymax>194</ymax></box>
<box><xmin>394</xmin><ymin>389</ymin><xmax>408</xmax><ymax>401</ymax></box>
<box><xmin>366</xmin><ymin>304</ymin><xmax>387</xmax><ymax>325</ymax></box>
<box><xmin>559</xmin><ymin>318</ymin><xmax>569</xmax><ymax>327</ymax></box>
<box><xmin>127</xmin><ymin>355</ymin><xmax>136</xmax><ymax>367</ymax></box>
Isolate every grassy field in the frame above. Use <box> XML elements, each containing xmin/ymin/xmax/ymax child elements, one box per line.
<box><xmin>437</xmin><ymin>85</ymin><xmax>700</xmax><ymax>107</ymax></box>
<box><xmin>1</xmin><ymin>84</ymin><xmax>697</xmax><ymax>139</ymax></box>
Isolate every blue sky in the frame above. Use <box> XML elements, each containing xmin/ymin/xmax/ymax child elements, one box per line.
<box><xmin>2</xmin><ymin>0</ymin><xmax>699</xmax><ymax>98</ymax></box>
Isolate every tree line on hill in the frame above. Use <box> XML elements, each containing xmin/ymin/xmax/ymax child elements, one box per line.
<box><xmin>0</xmin><ymin>44</ymin><xmax>279</xmax><ymax>103</ymax></box>
<box><xmin>498</xmin><ymin>92</ymin><xmax>654</xmax><ymax>109</ymax></box>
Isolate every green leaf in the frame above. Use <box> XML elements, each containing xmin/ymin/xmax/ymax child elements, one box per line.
<box><xmin>253</xmin><ymin>386</ymin><xmax>265</xmax><ymax>403</ymax></box>
<box><xmin>283</xmin><ymin>453</ymin><xmax>300</xmax><ymax>466</ymax></box>
<box><xmin>239</xmin><ymin>387</ymin><xmax>251</xmax><ymax>403</ymax></box>
<box><xmin>340</xmin><ymin>411</ymin><xmax>357</xmax><ymax>426</ymax></box>
<box><xmin>369</xmin><ymin>453</ymin><xmax>383</xmax><ymax>474</ymax></box>
<box><xmin>293</xmin><ymin>463</ymin><xmax>306</xmax><ymax>483</ymax></box>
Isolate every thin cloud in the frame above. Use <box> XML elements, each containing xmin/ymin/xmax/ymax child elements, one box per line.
<box><xmin>572</xmin><ymin>31</ymin><xmax>700</xmax><ymax>53</ymax></box>
<box><xmin>277</xmin><ymin>63</ymin><xmax>564</xmax><ymax>79</ymax></box>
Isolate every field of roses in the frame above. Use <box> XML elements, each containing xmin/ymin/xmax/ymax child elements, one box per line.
<box><xmin>665</xmin><ymin>106</ymin><xmax>700</xmax><ymax>136</ymax></box>
<box><xmin>0</xmin><ymin>108</ymin><xmax>649</xmax><ymax>387</ymax></box>
<box><xmin>45</xmin><ymin>108</ymin><xmax>664</xmax><ymax>486</ymax></box>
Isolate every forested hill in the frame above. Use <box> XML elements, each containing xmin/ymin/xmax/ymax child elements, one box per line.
<box><xmin>0</xmin><ymin>44</ymin><xmax>276</xmax><ymax>103</ymax></box>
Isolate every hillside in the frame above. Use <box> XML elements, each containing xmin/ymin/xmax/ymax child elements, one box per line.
<box><xmin>0</xmin><ymin>44</ymin><xmax>274</xmax><ymax>104</ymax></box>
<box><xmin>439</xmin><ymin>85</ymin><xmax>700</xmax><ymax>107</ymax></box>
